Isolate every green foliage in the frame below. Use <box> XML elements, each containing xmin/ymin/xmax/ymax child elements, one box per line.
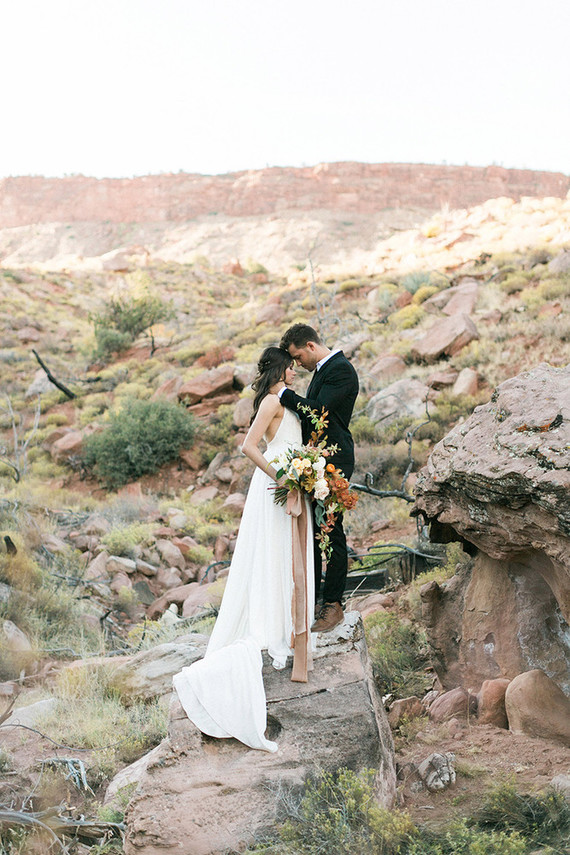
<box><xmin>412</xmin><ymin>284</ymin><xmax>439</xmax><ymax>304</ymax></box>
<box><xmin>389</xmin><ymin>304</ymin><xmax>425</xmax><ymax>329</ymax></box>
<box><xmin>499</xmin><ymin>272</ymin><xmax>532</xmax><ymax>294</ymax></box>
<box><xmin>200</xmin><ymin>403</ymin><xmax>235</xmax><ymax>461</ymax></box>
<box><xmin>350</xmin><ymin>414</ymin><xmax>378</xmax><ymax>443</ymax></box>
<box><xmin>476</xmin><ymin>779</ymin><xmax>570</xmax><ymax>851</ymax></box>
<box><xmin>101</xmin><ymin>522</ymin><xmax>155</xmax><ymax>558</ymax></box>
<box><xmin>339</xmin><ymin>278</ymin><xmax>362</xmax><ymax>293</ymax></box>
<box><xmin>401</xmin><ymin>270</ymin><xmax>432</xmax><ymax>294</ymax></box>
<box><xmin>277</xmin><ymin>768</ymin><xmax>418</xmax><ymax>855</ymax></box>
<box><xmin>244</xmin><ymin>769</ymin><xmax>541</xmax><ymax>855</ymax></box>
<box><xmin>45</xmin><ymin>664</ymin><xmax>168</xmax><ymax>771</ymax></box>
<box><xmin>364</xmin><ymin>612</ymin><xmax>430</xmax><ymax>697</ymax></box>
<box><xmin>82</xmin><ymin>398</ymin><xmax>196</xmax><ymax>488</ymax></box>
<box><xmin>90</xmin><ymin>291</ymin><xmax>174</xmax><ymax>359</ymax></box>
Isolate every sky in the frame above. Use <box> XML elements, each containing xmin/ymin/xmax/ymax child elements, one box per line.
<box><xmin>2</xmin><ymin>0</ymin><xmax>569</xmax><ymax>179</ymax></box>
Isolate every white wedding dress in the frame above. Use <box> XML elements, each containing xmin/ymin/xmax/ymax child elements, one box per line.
<box><xmin>173</xmin><ymin>408</ymin><xmax>314</xmax><ymax>752</ymax></box>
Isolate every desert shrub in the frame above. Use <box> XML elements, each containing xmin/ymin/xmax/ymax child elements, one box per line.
<box><xmin>412</xmin><ymin>284</ymin><xmax>439</xmax><ymax>304</ymax></box>
<box><xmin>389</xmin><ymin>304</ymin><xmax>425</xmax><ymax>329</ymax></box>
<box><xmin>475</xmin><ymin>779</ymin><xmax>570</xmax><ymax>851</ymax></box>
<box><xmin>245</xmin><ymin>768</ymin><xmax>527</xmax><ymax>855</ymax></box>
<box><xmin>44</xmin><ymin>664</ymin><xmax>168</xmax><ymax>773</ymax></box>
<box><xmin>90</xmin><ymin>292</ymin><xmax>174</xmax><ymax>359</ymax></box>
<box><xmin>200</xmin><ymin>404</ymin><xmax>235</xmax><ymax>462</ymax></box>
<box><xmin>338</xmin><ymin>278</ymin><xmax>362</xmax><ymax>293</ymax></box>
<box><xmin>401</xmin><ymin>270</ymin><xmax>433</xmax><ymax>294</ymax></box>
<box><xmin>500</xmin><ymin>272</ymin><xmax>532</xmax><ymax>293</ymax></box>
<box><xmin>101</xmin><ymin>522</ymin><xmax>155</xmax><ymax>558</ymax></box>
<box><xmin>82</xmin><ymin>398</ymin><xmax>196</xmax><ymax>488</ymax></box>
<box><xmin>373</xmin><ymin>282</ymin><xmax>399</xmax><ymax>311</ymax></box>
<box><xmin>350</xmin><ymin>414</ymin><xmax>378</xmax><ymax>443</ymax></box>
<box><xmin>278</xmin><ymin>768</ymin><xmax>418</xmax><ymax>855</ymax></box>
<box><xmin>363</xmin><ymin>612</ymin><xmax>430</xmax><ymax>698</ymax></box>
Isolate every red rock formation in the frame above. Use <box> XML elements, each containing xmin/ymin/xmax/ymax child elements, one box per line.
<box><xmin>415</xmin><ymin>363</ymin><xmax>570</xmax><ymax>696</ymax></box>
<box><xmin>0</xmin><ymin>163</ymin><xmax>568</xmax><ymax>227</ymax></box>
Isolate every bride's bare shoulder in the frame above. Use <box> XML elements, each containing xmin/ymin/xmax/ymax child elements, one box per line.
<box><xmin>258</xmin><ymin>393</ymin><xmax>282</xmax><ymax>413</ymax></box>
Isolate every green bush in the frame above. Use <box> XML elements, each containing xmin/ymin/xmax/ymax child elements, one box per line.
<box><xmin>82</xmin><ymin>398</ymin><xmax>196</xmax><ymax>489</ymax></box>
<box><xmin>389</xmin><ymin>304</ymin><xmax>425</xmax><ymax>329</ymax></box>
<box><xmin>363</xmin><ymin>612</ymin><xmax>430</xmax><ymax>697</ymax></box>
<box><xmin>244</xmin><ymin>768</ymin><xmax>530</xmax><ymax>854</ymax></box>
<box><xmin>401</xmin><ymin>270</ymin><xmax>433</xmax><ymax>294</ymax></box>
<box><xmin>476</xmin><ymin>779</ymin><xmax>570</xmax><ymax>851</ymax></box>
<box><xmin>90</xmin><ymin>292</ymin><xmax>174</xmax><ymax>359</ymax></box>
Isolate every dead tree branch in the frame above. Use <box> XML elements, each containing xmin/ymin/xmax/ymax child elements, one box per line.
<box><xmin>31</xmin><ymin>350</ymin><xmax>76</xmax><ymax>399</ymax></box>
<box><xmin>351</xmin><ymin>392</ymin><xmax>432</xmax><ymax>504</ymax></box>
<box><xmin>0</xmin><ymin>395</ymin><xmax>41</xmax><ymax>482</ymax></box>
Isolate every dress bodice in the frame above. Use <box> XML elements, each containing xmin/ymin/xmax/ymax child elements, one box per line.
<box><xmin>264</xmin><ymin>408</ymin><xmax>302</xmax><ymax>457</ymax></box>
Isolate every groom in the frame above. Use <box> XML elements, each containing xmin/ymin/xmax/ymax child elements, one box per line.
<box><xmin>278</xmin><ymin>323</ymin><xmax>359</xmax><ymax>632</ymax></box>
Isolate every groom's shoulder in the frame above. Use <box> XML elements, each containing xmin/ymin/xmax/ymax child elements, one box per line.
<box><xmin>327</xmin><ymin>351</ymin><xmax>358</xmax><ymax>377</ymax></box>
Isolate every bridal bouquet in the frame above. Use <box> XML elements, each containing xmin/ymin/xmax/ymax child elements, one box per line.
<box><xmin>271</xmin><ymin>406</ymin><xmax>358</xmax><ymax>558</ymax></box>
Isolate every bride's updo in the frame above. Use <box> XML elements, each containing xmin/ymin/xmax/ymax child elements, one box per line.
<box><xmin>251</xmin><ymin>346</ymin><xmax>293</xmax><ymax>419</ymax></box>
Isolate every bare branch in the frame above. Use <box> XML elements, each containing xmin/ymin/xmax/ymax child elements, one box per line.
<box><xmin>31</xmin><ymin>350</ymin><xmax>76</xmax><ymax>399</ymax></box>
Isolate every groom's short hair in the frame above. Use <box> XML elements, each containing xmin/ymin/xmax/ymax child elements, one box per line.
<box><xmin>280</xmin><ymin>324</ymin><xmax>321</xmax><ymax>350</ymax></box>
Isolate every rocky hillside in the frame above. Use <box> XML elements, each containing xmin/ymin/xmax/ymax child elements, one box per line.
<box><xmin>1</xmin><ymin>162</ymin><xmax>569</xmax><ymax>272</ymax></box>
<box><xmin>0</xmin><ymin>177</ymin><xmax>569</xmax><ymax>854</ymax></box>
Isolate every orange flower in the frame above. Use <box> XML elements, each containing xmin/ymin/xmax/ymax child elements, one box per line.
<box><xmin>325</xmin><ymin>463</ymin><xmax>336</xmax><ymax>473</ymax></box>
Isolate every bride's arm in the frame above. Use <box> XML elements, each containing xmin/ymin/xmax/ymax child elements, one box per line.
<box><xmin>241</xmin><ymin>394</ymin><xmax>281</xmax><ymax>481</ymax></box>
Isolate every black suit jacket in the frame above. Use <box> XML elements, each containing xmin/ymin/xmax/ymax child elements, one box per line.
<box><xmin>281</xmin><ymin>351</ymin><xmax>359</xmax><ymax>478</ymax></box>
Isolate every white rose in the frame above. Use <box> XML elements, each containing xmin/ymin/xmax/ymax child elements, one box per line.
<box><xmin>313</xmin><ymin>478</ymin><xmax>329</xmax><ymax>501</ymax></box>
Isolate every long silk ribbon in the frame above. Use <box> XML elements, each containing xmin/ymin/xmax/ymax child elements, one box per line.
<box><xmin>286</xmin><ymin>489</ymin><xmax>313</xmax><ymax>682</ymax></box>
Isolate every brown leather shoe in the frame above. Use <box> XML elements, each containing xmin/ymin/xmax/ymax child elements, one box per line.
<box><xmin>310</xmin><ymin>602</ymin><xmax>344</xmax><ymax>633</ymax></box>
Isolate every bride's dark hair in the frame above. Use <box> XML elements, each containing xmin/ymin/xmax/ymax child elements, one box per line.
<box><xmin>251</xmin><ymin>346</ymin><xmax>293</xmax><ymax>419</ymax></box>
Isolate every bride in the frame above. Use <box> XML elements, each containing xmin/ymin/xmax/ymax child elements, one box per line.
<box><xmin>173</xmin><ymin>347</ymin><xmax>315</xmax><ymax>752</ymax></box>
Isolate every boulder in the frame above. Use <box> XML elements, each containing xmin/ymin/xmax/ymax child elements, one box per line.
<box><xmin>452</xmin><ymin>367</ymin><xmax>478</xmax><ymax>396</ymax></box>
<box><xmin>222</xmin><ymin>493</ymin><xmax>247</xmax><ymax>516</ymax></box>
<box><xmin>152</xmin><ymin>376</ymin><xmax>183</xmax><ymax>401</ymax></box>
<box><xmin>187</xmin><ymin>393</ymin><xmax>237</xmax><ymax>418</ymax></box>
<box><xmin>423</xmin><ymin>280</ymin><xmax>478</xmax><ymax>316</ymax></box>
<box><xmin>107</xmin><ymin>556</ymin><xmax>137</xmax><ymax>576</ymax></box>
<box><xmin>551</xmin><ymin>774</ymin><xmax>570</xmax><ymax>803</ymax></box>
<box><xmin>178</xmin><ymin>365</ymin><xmax>235</xmax><ymax>405</ymax></box>
<box><xmin>147</xmin><ymin>583</ymin><xmax>203</xmax><ymax>620</ymax></box>
<box><xmin>233</xmin><ymin>396</ymin><xmax>254</xmax><ymax>428</ymax></box>
<box><xmin>155</xmin><ymin>539</ymin><xmax>185</xmax><ymax>571</ymax></box>
<box><xmin>411</xmin><ymin>313</ymin><xmax>479</xmax><ymax>362</ymax></box>
<box><xmin>25</xmin><ymin>369</ymin><xmax>55</xmax><ymax>398</ymax></box>
<box><xmin>416</xmin><ymin>752</ymin><xmax>456</xmax><ymax>791</ymax></box>
<box><xmin>367</xmin><ymin>378</ymin><xmax>430</xmax><ymax>426</ymax></box>
<box><xmin>42</xmin><ymin>533</ymin><xmax>70</xmax><ymax>554</ymax></box>
<box><xmin>414</xmin><ymin>363</ymin><xmax>570</xmax><ymax>694</ymax></box>
<box><xmin>388</xmin><ymin>696</ymin><xmax>424</xmax><ymax>728</ymax></box>
<box><xmin>505</xmin><ymin>669</ymin><xmax>570</xmax><ymax>745</ymax></box>
<box><xmin>50</xmin><ymin>430</ymin><xmax>84</xmax><ymax>462</ymax></box>
<box><xmin>428</xmin><ymin>687</ymin><xmax>477</xmax><ymax>723</ymax></box>
<box><xmin>156</xmin><ymin>568</ymin><xmax>184</xmax><ymax>590</ymax></box>
<box><xmin>83</xmin><ymin>514</ymin><xmax>112</xmax><ymax>536</ymax></box>
<box><xmin>180</xmin><ymin>582</ymin><xmax>224</xmax><ymax>617</ymax></box>
<box><xmin>368</xmin><ymin>354</ymin><xmax>407</xmax><ymax>382</ymax></box>
<box><xmin>189</xmin><ymin>486</ymin><xmax>219</xmax><ymax>505</ymax></box>
<box><xmin>109</xmin><ymin>637</ymin><xmax>208</xmax><ymax>702</ymax></box>
<box><xmin>16</xmin><ymin>327</ymin><xmax>41</xmax><ymax>343</ymax></box>
<box><xmin>105</xmin><ymin>745</ymin><xmax>164</xmax><ymax>808</ymax></box>
<box><xmin>548</xmin><ymin>249</ymin><xmax>570</xmax><ymax>274</ymax></box>
<box><xmin>110</xmin><ymin>572</ymin><xmax>133</xmax><ymax>594</ymax></box>
<box><xmin>136</xmin><ymin>559</ymin><xmax>158</xmax><ymax>577</ymax></box>
<box><xmin>124</xmin><ymin>614</ymin><xmax>396</xmax><ymax>855</ymax></box>
<box><xmin>427</xmin><ymin>369</ymin><xmax>459</xmax><ymax>389</ymax></box>
<box><xmin>255</xmin><ymin>303</ymin><xmax>284</xmax><ymax>325</ymax></box>
<box><xmin>476</xmin><ymin>678</ymin><xmax>510</xmax><ymax>728</ymax></box>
